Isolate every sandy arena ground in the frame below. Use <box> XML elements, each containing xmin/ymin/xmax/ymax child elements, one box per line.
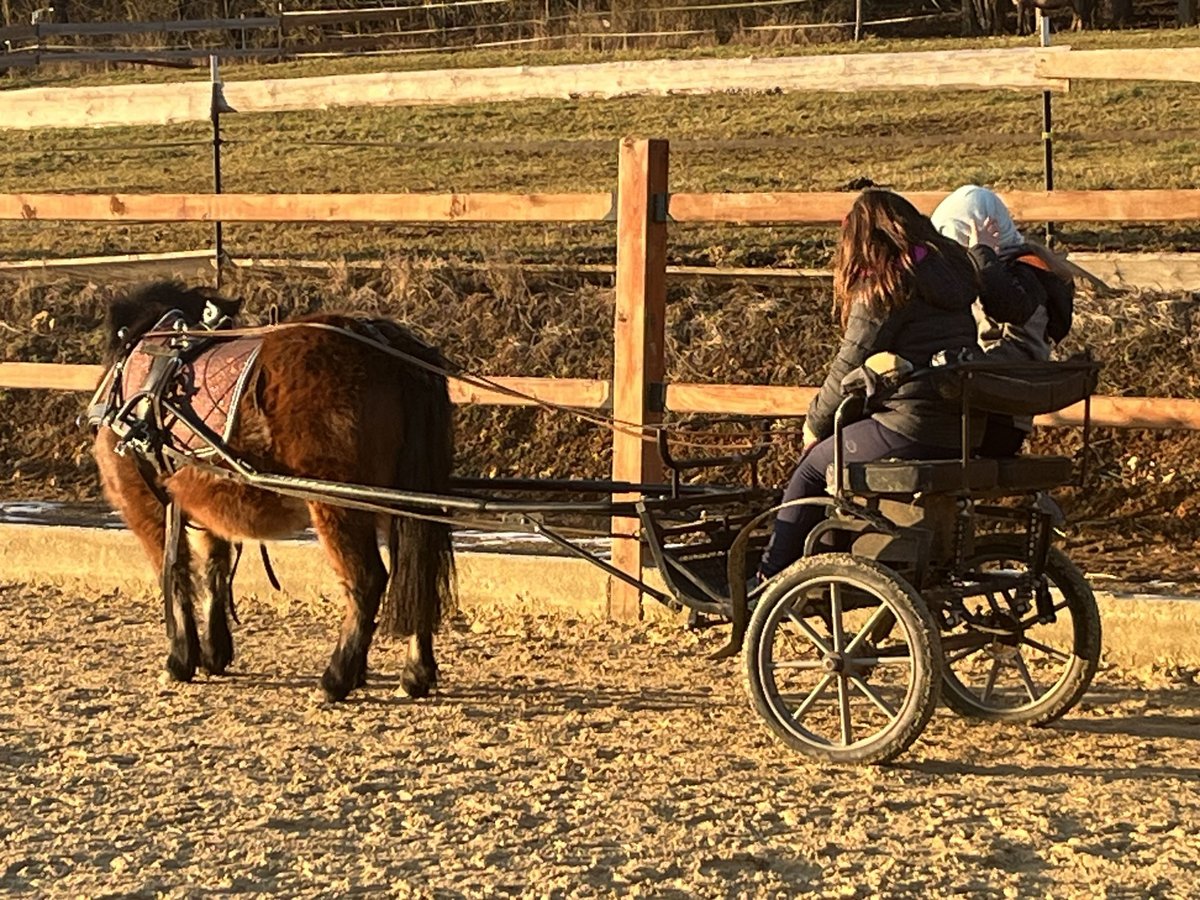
<box><xmin>1</xmin><ymin>580</ymin><xmax>1199</xmax><ymax>898</ymax></box>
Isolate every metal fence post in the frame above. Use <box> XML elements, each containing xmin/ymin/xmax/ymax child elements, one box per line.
<box><xmin>1038</xmin><ymin>11</ymin><xmax>1055</xmax><ymax>245</ymax></box>
<box><xmin>610</xmin><ymin>138</ymin><xmax>669</xmax><ymax>622</ymax></box>
<box><xmin>211</xmin><ymin>54</ymin><xmax>225</xmax><ymax>288</ymax></box>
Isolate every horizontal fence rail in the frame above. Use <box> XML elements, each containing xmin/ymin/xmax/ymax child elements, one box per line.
<box><xmin>0</xmin><ymin>363</ymin><xmax>612</xmax><ymax>409</ymax></box>
<box><xmin>0</xmin><ymin>193</ymin><xmax>615</xmax><ymax>223</ymax></box>
<box><xmin>5</xmin><ymin>363</ymin><xmax>1200</xmax><ymax>431</ymax></box>
<box><xmin>668</xmin><ymin>189</ymin><xmax>1200</xmax><ymax>223</ymax></box>
<box><xmin>0</xmin><ymin>46</ymin><xmax>1076</xmax><ymax>131</ymax></box>
<box><xmin>2</xmin><ymin>251</ymin><xmax>1199</xmax><ymax>292</ymax></box>
<box><xmin>4</xmin><ymin>189</ymin><xmax>1200</xmax><ymax>224</ymax></box>
<box><xmin>5</xmin><ymin>46</ymin><xmax>1200</xmax><ymax>133</ymax></box>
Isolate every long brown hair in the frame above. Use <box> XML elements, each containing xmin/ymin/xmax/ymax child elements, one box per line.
<box><xmin>832</xmin><ymin>189</ymin><xmax>975</xmax><ymax>329</ymax></box>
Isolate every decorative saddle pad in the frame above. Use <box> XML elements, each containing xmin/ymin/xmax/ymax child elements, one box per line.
<box><xmin>115</xmin><ymin>334</ymin><xmax>264</xmax><ymax>457</ymax></box>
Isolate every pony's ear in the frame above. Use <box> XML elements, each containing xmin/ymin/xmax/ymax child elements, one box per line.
<box><xmin>198</xmin><ymin>287</ymin><xmax>244</xmax><ymax>319</ymax></box>
<box><xmin>106</xmin><ymin>294</ymin><xmax>148</xmax><ymax>342</ymax></box>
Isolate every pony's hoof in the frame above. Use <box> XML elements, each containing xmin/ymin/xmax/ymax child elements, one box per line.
<box><xmin>165</xmin><ymin>652</ymin><xmax>196</xmax><ymax>683</ymax></box>
<box><xmin>400</xmin><ymin>663</ymin><xmax>437</xmax><ymax>700</ymax></box>
<box><xmin>320</xmin><ymin>667</ymin><xmax>354</xmax><ymax>702</ymax></box>
<box><xmin>201</xmin><ymin>637</ymin><xmax>235</xmax><ymax>676</ymax></box>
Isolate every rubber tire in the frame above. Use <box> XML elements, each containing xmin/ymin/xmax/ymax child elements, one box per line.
<box><xmin>941</xmin><ymin>534</ymin><xmax>1102</xmax><ymax>726</ymax></box>
<box><xmin>744</xmin><ymin>554</ymin><xmax>942</xmax><ymax>766</ymax></box>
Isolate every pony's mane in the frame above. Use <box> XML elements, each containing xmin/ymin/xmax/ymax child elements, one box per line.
<box><xmin>104</xmin><ymin>281</ymin><xmax>242</xmax><ymax>364</ymax></box>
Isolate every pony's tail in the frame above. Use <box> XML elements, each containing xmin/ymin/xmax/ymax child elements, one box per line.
<box><xmin>378</xmin><ymin>358</ymin><xmax>456</xmax><ymax>638</ymax></box>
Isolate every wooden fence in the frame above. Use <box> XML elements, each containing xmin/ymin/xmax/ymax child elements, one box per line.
<box><xmin>4</xmin><ymin>140</ymin><xmax>1200</xmax><ymax>616</ymax></box>
<box><xmin>2</xmin><ymin>43</ymin><xmax>1199</xmax><ymax>131</ymax></box>
<box><xmin>0</xmin><ymin>0</ymin><xmax>985</xmax><ymax>68</ymax></box>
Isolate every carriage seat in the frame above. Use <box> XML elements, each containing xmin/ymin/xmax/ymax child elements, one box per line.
<box><xmin>834</xmin><ymin>454</ymin><xmax>1075</xmax><ymax>499</ymax></box>
<box><xmin>835</xmin><ymin>459</ymin><xmax>998</xmax><ymax>497</ymax></box>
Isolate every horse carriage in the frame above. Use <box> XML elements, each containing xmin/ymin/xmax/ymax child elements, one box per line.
<box><xmin>89</xmin><ymin>283</ymin><xmax>1103</xmax><ymax>766</ymax></box>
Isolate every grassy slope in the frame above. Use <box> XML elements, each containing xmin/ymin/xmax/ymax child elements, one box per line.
<box><xmin>1</xmin><ymin>29</ymin><xmax>1199</xmax><ymax>265</ymax></box>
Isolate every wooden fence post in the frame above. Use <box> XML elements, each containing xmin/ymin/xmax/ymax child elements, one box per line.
<box><xmin>610</xmin><ymin>137</ymin><xmax>669</xmax><ymax>622</ymax></box>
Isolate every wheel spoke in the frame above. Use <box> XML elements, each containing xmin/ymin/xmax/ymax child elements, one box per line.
<box><xmin>850</xmin><ymin>675</ymin><xmax>897</xmax><ymax>719</ymax></box>
<box><xmin>769</xmin><ymin>659</ymin><xmax>828</xmax><ymax>671</ymax></box>
<box><xmin>785</xmin><ymin>607</ymin><xmax>833</xmax><ymax>656</ymax></box>
<box><xmin>1020</xmin><ymin>635</ymin><xmax>1071</xmax><ymax>663</ymax></box>
<box><xmin>855</xmin><ymin>655</ymin><xmax>912</xmax><ymax>667</ymax></box>
<box><xmin>830</xmin><ymin>583</ymin><xmax>846</xmax><ymax>653</ymax></box>
<box><xmin>844</xmin><ymin>604</ymin><xmax>892</xmax><ymax>656</ymax></box>
<box><xmin>980</xmin><ymin>657</ymin><xmax>1003</xmax><ymax>703</ymax></box>
<box><xmin>836</xmin><ymin>674</ymin><xmax>853</xmax><ymax>747</ymax></box>
<box><xmin>1012</xmin><ymin>651</ymin><xmax>1041</xmax><ymax>702</ymax></box>
<box><xmin>787</xmin><ymin>673</ymin><xmax>835</xmax><ymax>718</ymax></box>
<box><xmin>945</xmin><ymin>643</ymin><xmax>984</xmax><ymax>665</ymax></box>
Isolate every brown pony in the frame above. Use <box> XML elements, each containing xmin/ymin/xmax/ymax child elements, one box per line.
<box><xmin>91</xmin><ymin>281</ymin><xmax>455</xmax><ymax>701</ymax></box>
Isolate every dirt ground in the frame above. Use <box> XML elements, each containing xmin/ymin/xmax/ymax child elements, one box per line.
<box><xmin>2</xmin><ymin>582</ymin><xmax>1198</xmax><ymax>898</ymax></box>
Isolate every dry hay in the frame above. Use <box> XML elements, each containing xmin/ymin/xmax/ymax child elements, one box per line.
<box><xmin>3</xmin><ymin>266</ymin><xmax>1200</xmax><ymax>582</ymax></box>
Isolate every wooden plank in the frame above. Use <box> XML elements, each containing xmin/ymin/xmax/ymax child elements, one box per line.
<box><xmin>1037</xmin><ymin>48</ymin><xmax>1200</xmax><ymax>84</ymax></box>
<box><xmin>2</xmin><ymin>247</ymin><xmax>1195</xmax><ymax>294</ymax></box>
<box><xmin>0</xmin><ymin>250</ymin><xmax>214</xmax><ymax>283</ymax></box>
<box><xmin>667</xmin><ymin>383</ymin><xmax>817</xmax><ymax>416</ymax></box>
<box><xmin>0</xmin><ymin>361</ymin><xmax>610</xmax><ymax>409</ymax></box>
<box><xmin>448</xmin><ymin>377</ymin><xmax>609</xmax><ymax>409</ymax></box>
<box><xmin>1038</xmin><ymin>397</ymin><xmax>1200</xmax><ymax>430</ymax></box>
<box><xmin>1068</xmin><ymin>252</ymin><xmax>1200</xmax><ymax>292</ymax></box>
<box><xmin>24</xmin><ymin>188</ymin><xmax>1195</xmax><ymax>229</ymax></box>
<box><xmin>37</xmin><ymin>17</ymin><xmax>278</xmax><ymax>37</ymax></box>
<box><xmin>1001</xmin><ymin>190</ymin><xmax>1200</xmax><ymax>223</ymax></box>
<box><xmin>283</xmin><ymin>0</ymin><xmax>510</xmax><ymax>26</ymax></box>
<box><xmin>669</xmin><ymin>190</ymin><xmax>1200</xmax><ymax>224</ymax></box>
<box><xmin>610</xmin><ymin>138</ymin><xmax>669</xmax><ymax>622</ymax></box>
<box><xmin>5</xmin><ymin>361</ymin><xmax>1200</xmax><ymax>431</ymax></box>
<box><xmin>0</xmin><ymin>193</ymin><xmax>614</xmax><ymax>223</ymax></box>
<box><xmin>665</xmin><ymin>383</ymin><xmax>1200</xmax><ymax>430</ymax></box>
<box><xmin>0</xmin><ymin>363</ymin><xmax>106</xmax><ymax>392</ymax></box>
<box><xmin>0</xmin><ymin>46</ymin><xmax>1068</xmax><ymax>131</ymax></box>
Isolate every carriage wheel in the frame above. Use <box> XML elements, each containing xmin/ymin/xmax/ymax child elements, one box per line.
<box><xmin>743</xmin><ymin>554</ymin><xmax>942</xmax><ymax>766</ymax></box>
<box><xmin>941</xmin><ymin>534</ymin><xmax>1101</xmax><ymax>725</ymax></box>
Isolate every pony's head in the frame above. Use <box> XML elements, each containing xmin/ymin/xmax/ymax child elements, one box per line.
<box><xmin>104</xmin><ymin>281</ymin><xmax>243</xmax><ymax>364</ymax></box>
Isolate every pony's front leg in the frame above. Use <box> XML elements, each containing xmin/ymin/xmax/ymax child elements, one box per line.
<box><xmin>163</xmin><ymin>505</ymin><xmax>202</xmax><ymax>682</ymax></box>
<box><xmin>310</xmin><ymin>504</ymin><xmax>387</xmax><ymax>701</ymax></box>
<box><xmin>196</xmin><ymin>531</ymin><xmax>235</xmax><ymax>675</ymax></box>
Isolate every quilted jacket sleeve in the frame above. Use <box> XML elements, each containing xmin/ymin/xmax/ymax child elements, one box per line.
<box><xmin>804</xmin><ymin>303</ymin><xmax>896</xmax><ymax>440</ymax></box>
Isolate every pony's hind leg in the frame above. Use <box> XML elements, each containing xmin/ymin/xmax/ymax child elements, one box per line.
<box><xmin>402</xmin><ymin>632</ymin><xmax>438</xmax><ymax>699</ymax></box>
<box><xmin>385</xmin><ymin>516</ymin><xmax>442</xmax><ymax>700</ymax></box>
<box><xmin>196</xmin><ymin>531</ymin><xmax>235</xmax><ymax>675</ymax></box>
<box><xmin>163</xmin><ymin>508</ymin><xmax>202</xmax><ymax>682</ymax></box>
<box><xmin>310</xmin><ymin>503</ymin><xmax>388</xmax><ymax>701</ymax></box>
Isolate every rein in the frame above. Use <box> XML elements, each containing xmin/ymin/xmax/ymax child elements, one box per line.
<box><xmin>140</xmin><ymin>320</ymin><xmax>786</xmax><ymax>454</ymax></box>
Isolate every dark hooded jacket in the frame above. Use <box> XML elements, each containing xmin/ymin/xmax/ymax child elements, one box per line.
<box><xmin>969</xmin><ymin>242</ymin><xmax>1075</xmax><ymax>362</ymax></box>
<box><xmin>805</xmin><ymin>246</ymin><xmax>980</xmax><ymax>449</ymax></box>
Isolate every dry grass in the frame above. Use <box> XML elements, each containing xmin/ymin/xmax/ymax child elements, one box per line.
<box><xmin>2</xmin><ymin>29</ymin><xmax>1199</xmax><ymax>266</ymax></box>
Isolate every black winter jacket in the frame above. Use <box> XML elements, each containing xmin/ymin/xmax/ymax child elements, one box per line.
<box><xmin>805</xmin><ymin>247</ymin><xmax>980</xmax><ymax>449</ymax></box>
<box><xmin>968</xmin><ymin>243</ymin><xmax>1074</xmax><ymax>362</ymax></box>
